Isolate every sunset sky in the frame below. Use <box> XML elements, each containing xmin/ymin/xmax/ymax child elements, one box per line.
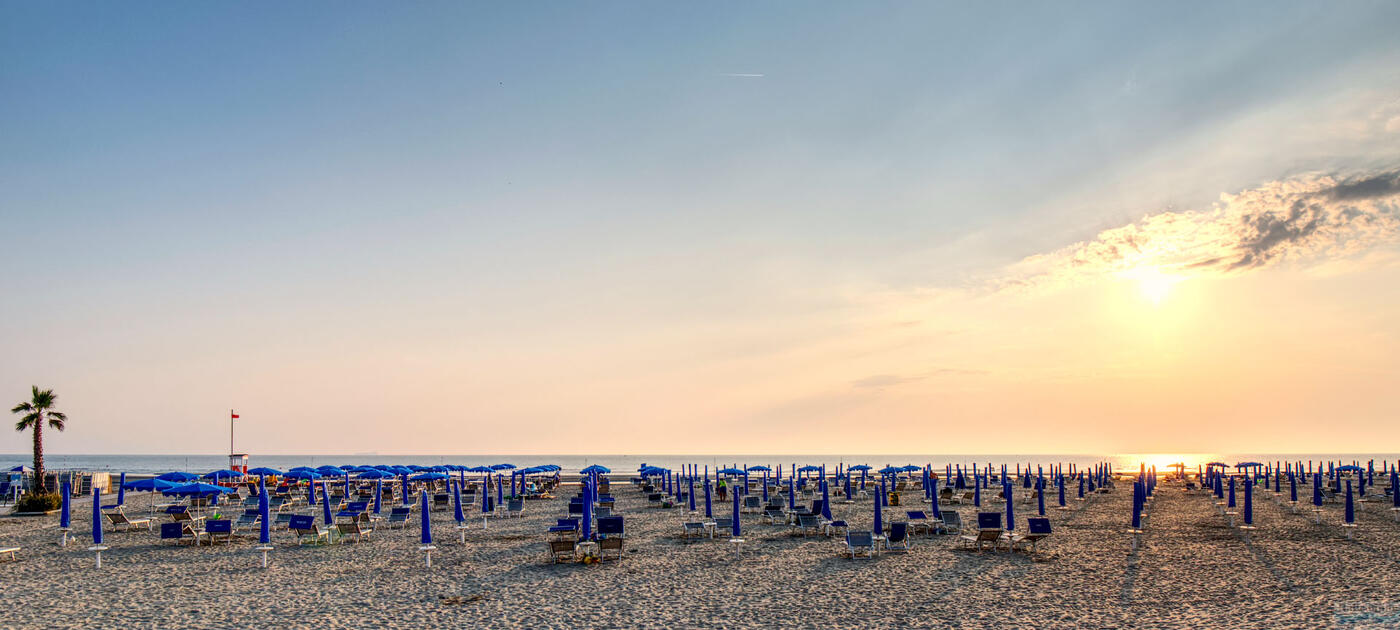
<box><xmin>3</xmin><ymin>3</ymin><xmax>1399</xmax><ymax>456</ymax></box>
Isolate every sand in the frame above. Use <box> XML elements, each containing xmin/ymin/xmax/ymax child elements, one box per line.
<box><xmin>2</xmin><ymin>478</ymin><xmax>1397</xmax><ymax>629</ymax></box>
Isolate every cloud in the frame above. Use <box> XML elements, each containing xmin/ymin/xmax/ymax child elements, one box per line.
<box><xmin>1001</xmin><ymin>169</ymin><xmax>1400</xmax><ymax>291</ymax></box>
<box><xmin>851</xmin><ymin>367</ymin><xmax>988</xmax><ymax>389</ymax></box>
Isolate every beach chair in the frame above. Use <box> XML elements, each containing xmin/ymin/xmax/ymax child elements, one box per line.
<box><xmin>939</xmin><ymin>511</ymin><xmax>963</xmax><ymax>535</ymax></box>
<box><xmin>825</xmin><ymin>519</ymin><xmax>849</xmax><ymax>537</ymax></box>
<box><xmin>742</xmin><ymin>496</ymin><xmax>762</xmax><ymax>514</ymax></box>
<box><xmin>386</xmin><ymin>507</ymin><xmax>411</xmax><ymax>529</ymax></box>
<box><xmin>761</xmin><ymin>505</ymin><xmax>786</xmax><ymax>524</ymax></box>
<box><xmin>433</xmin><ymin>493</ymin><xmax>450</xmax><ymax>511</ymax></box>
<box><xmin>171</xmin><ymin>509</ymin><xmax>205</xmax><ymax>528</ymax></box>
<box><xmin>0</xmin><ymin>547</ymin><xmax>18</xmax><ymax>561</ymax></box>
<box><xmin>598</xmin><ymin>516</ymin><xmax>625</xmax><ymax>539</ymax></box>
<box><xmin>234</xmin><ymin>509</ymin><xmax>261</xmax><ymax>532</ymax></box>
<box><xmin>336</xmin><ymin>521</ymin><xmax>373</xmax><ymax>543</ymax></box>
<box><xmin>290</xmin><ymin>515</ymin><xmax>329</xmax><ymax>545</ymax></box>
<box><xmin>160</xmin><ymin>522</ymin><xmax>204</xmax><ymax>546</ymax></box>
<box><xmin>599</xmin><ymin>536</ymin><xmax>624</xmax><ymax>562</ymax></box>
<box><xmin>593</xmin><ymin>506</ymin><xmax>611</xmax><ymax>519</ymax></box>
<box><xmin>549</xmin><ymin>518</ymin><xmax>579</xmax><ymax>539</ymax></box>
<box><xmin>712</xmin><ymin>516</ymin><xmax>733</xmax><ymax>537</ymax></box>
<box><xmin>547</xmin><ymin>539</ymin><xmax>576</xmax><ymax>564</ymax></box>
<box><xmin>597</xmin><ymin>495</ymin><xmax>616</xmax><ymax>510</ymax></box>
<box><xmin>1012</xmin><ymin>517</ymin><xmax>1052</xmax><ymax>555</ymax></box>
<box><xmin>105</xmin><ymin>511</ymin><xmax>152</xmax><ymax>532</ymax></box>
<box><xmin>793</xmin><ymin>514</ymin><xmax>822</xmax><ymax>537</ymax></box>
<box><xmin>507</xmin><ymin>499</ymin><xmax>525</xmax><ymax>517</ymax></box>
<box><xmin>905</xmin><ymin>511</ymin><xmax>934</xmax><ymax>535</ymax></box>
<box><xmin>682</xmin><ymin>522</ymin><xmax>708</xmax><ymax>538</ymax></box>
<box><xmin>275</xmin><ymin>512</ymin><xmax>295</xmax><ymax>526</ymax></box>
<box><xmin>647</xmin><ymin>493</ymin><xmax>665</xmax><ymax>507</ymax></box>
<box><xmin>205</xmin><ymin>519</ymin><xmax>234</xmax><ymax>545</ymax></box>
<box><xmin>960</xmin><ymin>512</ymin><xmax>1004</xmax><ymax>552</ymax></box>
<box><xmin>886</xmin><ymin>522</ymin><xmax>911</xmax><ymax>552</ymax></box>
<box><xmin>845</xmin><ymin>531</ymin><xmax>875</xmax><ymax>559</ymax></box>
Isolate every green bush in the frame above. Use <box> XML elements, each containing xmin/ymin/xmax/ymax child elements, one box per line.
<box><xmin>16</xmin><ymin>492</ymin><xmax>61</xmax><ymax>513</ymax></box>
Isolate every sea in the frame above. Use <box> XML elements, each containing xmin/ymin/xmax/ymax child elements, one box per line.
<box><xmin>4</xmin><ymin>453</ymin><xmax>1398</xmax><ymax>476</ymax></box>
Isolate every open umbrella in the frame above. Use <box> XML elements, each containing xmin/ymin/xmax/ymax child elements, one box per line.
<box><xmin>248</xmin><ymin>467</ymin><xmax>283</xmax><ymax>476</ymax></box>
<box><xmin>157</xmin><ymin>472</ymin><xmax>199</xmax><ymax>482</ymax></box>
<box><xmin>124</xmin><ymin>478</ymin><xmax>178</xmax><ymax>492</ymax></box>
<box><xmin>203</xmin><ymin>469</ymin><xmax>243</xmax><ymax>481</ymax></box>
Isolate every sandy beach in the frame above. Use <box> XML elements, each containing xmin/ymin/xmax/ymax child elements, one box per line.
<box><xmin>2</xmin><ymin>477</ymin><xmax>1397</xmax><ymax>630</ymax></box>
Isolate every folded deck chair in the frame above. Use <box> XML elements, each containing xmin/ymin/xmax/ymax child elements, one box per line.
<box><xmin>234</xmin><ymin>509</ymin><xmax>261</xmax><ymax>532</ymax></box>
<box><xmin>159</xmin><ymin>522</ymin><xmax>203</xmax><ymax>546</ymax></box>
<box><xmin>682</xmin><ymin>522</ymin><xmax>707</xmax><ymax>538</ymax></box>
<box><xmin>761</xmin><ymin>506</ymin><xmax>786</xmax><ymax>524</ymax></box>
<box><xmin>939</xmin><ymin>511</ymin><xmax>963</xmax><ymax>535</ymax></box>
<box><xmin>845</xmin><ymin>531</ymin><xmax>875</xmax><ymax>559</ymax></box>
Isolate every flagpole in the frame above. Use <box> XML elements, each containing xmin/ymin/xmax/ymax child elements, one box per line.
<box><xmin>230</xmin><ymin>409</ymin><xmax>234</xmax><ymax>458</ymax></box>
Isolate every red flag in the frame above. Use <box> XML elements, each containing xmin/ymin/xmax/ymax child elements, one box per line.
<box><xmin>231</xmin><ymin>412</ymin><xmax>239</xmax><ymax>419</ymax></box>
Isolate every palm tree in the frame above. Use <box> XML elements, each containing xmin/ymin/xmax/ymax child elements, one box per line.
<box><xmin>11</xmin><ymin>386</ymin><xmax>66</xmax><ymax>494</ymax></box>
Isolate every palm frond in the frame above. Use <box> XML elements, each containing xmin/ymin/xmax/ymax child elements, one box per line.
<box><xmin>10</xmin><ymin>402</ymin><xmax>33</xmax><ymax>414</ymax></box>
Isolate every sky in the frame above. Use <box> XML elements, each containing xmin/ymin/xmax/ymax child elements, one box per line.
<box><xmin>3</xmin><ymin>2</ymin><xmax>1399</xmax><ymax>457</ymax></box>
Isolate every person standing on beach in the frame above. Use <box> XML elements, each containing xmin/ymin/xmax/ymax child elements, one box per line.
<box><xmin>717</xmin><ymin>478</ymin><xmax>728</xmax><ymax>502</ymax></box>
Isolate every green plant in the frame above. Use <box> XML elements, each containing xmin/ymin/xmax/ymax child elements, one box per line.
<box><xmin>16</xmin><ymin>492</ymin><xmax>61</xmax><ymax>513</ymax></box>
<box><xmin>11</xmin><ymin>386</ymin><xmax>67</xmax><ymax>494</ymax></box>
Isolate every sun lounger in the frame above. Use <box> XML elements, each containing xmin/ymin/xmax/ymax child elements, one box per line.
<box><xmin>205</xmin><ymin>519</ymin><xmax>234</xmax><ymax>545</ymax></box>
<box><xmin>290</xmin><ymin>515</ymin><xmax>329</xmax><ymax>545</ymax></box>
<box><xmin>598</xmin><ymin>516</ymin><xmax>625</xmax><ymax>539</ymax></box>
<box><xmin>0</xmin><ymin>547</ymin><xmax>19</xmax><ymax>561</ymax></box>
<box><xmin>647</xmin><ymin>493</ymin><xmax>665</xmax><ymax>507</ymax></box>
<box><xmin>886</xmin><ymin>522</ymin><xmax>911</xmax><ymax>552</ymax></box>
<box><xmin>712</xmin><ymin>516</ymin><xmax>733</xmax><ymax>537</ymax></box>
<box><xmin>939</xmin><ymin>511</ymin><xmax>962</xmax><ymax>534</ymax></box>
<box><xmin>682</xmin><ymin>522</ymin><xmax>708</xmax><ymax>538</ymax></box>
<box><xmin>742</xmin><ymin>496</ymin><xmax>762</xmax><ymax>514</ymax></box>
<box><xmin>105</xmin><ymin>511</ymin><xmax>152</xmax><ymax>532</ymax></box>
<box><xmin>506</xmin><ymin>499</ymin><xmax>525</xmax><ymax>517</ymax></box>
<box><xmin>386</xmin><ymin>507</ymin><xmax>411</xmax><ymax>529</ymax></box>
<box><xmin>1011</xmin><ymin>517</ymin><xmax>1052</xmax><ymax>555</ymax></box>
<box><xmin>960</xmin><ymin>512</ymin><xmax>1004</xmax><ymax>552</ymax></box>
<box><xmin>905</xmin><ymin>511</ymin><xmax>935</xmax><ymax>535</ymax></box>
<box><xmin>792</xmin><ymin>514</ymin><xmax>822</xmax><ymax>537</ymax></box>
<box><xmin>547</xmin><ymin>539</ymin><xmax>576</xmax><ymax>563</ymax></box>
<box><xmin>825</xmin><ymin>519</ymin><xmax>849</xmax><ymax>537</ymax></box>
<box><xmin>235</xmin><ymin>509</ymin><xmax>261</xmax><ymax>532</ymax></box>
<box><xmin>761</xmin><ymin>506</ymin><xmax>786</xmax><ymax>524</ymax></box>
<box><xmin>336</xmin><ymin>521</ymin><xmax>373</xmax><ymax>543</ymax></box>
<box><xmin>845</xmin><ymin>531</ymin><xmax>875</xmax><ymax>558</ymax></box>
<box><xmin>160</xmin><ymin>522</ymin><xmax>205</xmax><ymax>546</ymax></box>
<box><xmin>599</xmin><ymin>537</ymin><xmax>624</xmax><ymax>562</ymax></box>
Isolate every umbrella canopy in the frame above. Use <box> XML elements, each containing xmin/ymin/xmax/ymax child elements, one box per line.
<box><xmin>717</xmin><ymin>467</ymin><xmax>745</xmax><ymax>476</ymax></box>
<box><xmin>356</xmin><ymin>469</ymin><xmax>391</xmax><ymax>479</ymax></box>
<box><xmin>164</xmin><ymin>482</ymin><xmax>237</xmax><ymax>497</ymax></box>
<box><xmin>490</xmin><ymin>464</ymin><xmax>516</xmax><ymax>471</ymax></box>
<box><xmin>411</xmin><ymin>472</ymin><xmax>448</xmax><ymax>481</ymax></box>
<box><xmin>315</xmin><ymin>466</ymin><xmax>345</xmax><ymax>476</ymax></box>
<box><xmin>202</xmin><ymin>469</ymin><xmax>243</xmax><ymax>480</ymax></box>
<box><xmin>704</xmin><ymin>477</ymin><xmax>713</xmax><ymax>518</ymax></box>
<box><xmin>1337</xmin><ymin>465</ymin><xmax>1364</xmax><ymax>473</ymax></box>
<box><xmin>873</xmin><ymin>487</ymin><xmax>883</xmax><ymax>534</ymax></box>
<box><xmin>124</xmin><ymin>478</ymin><xmax>178</xmax><ymax>492</ymax></box>
<box><xmin>284</xmin><ymin>470</ymin><xmax>323</xmax><ymax>480</ymax></box>
<box><xmin>796</xmin><ymin>465</ymin><xmax>822</xmax><ymax>473</ymax></box>
<box><xmin>580</xmin><ymin>465</ymin><xmax>611</xmax><ymax>475</ymax></box>
<box><xmin>745</xmin><ymin>465</ymin><xmax>771</xmax><ymax>472</ymax></box>
<box><xmin>9</xmin><ymin>465</ymin><xmax>33</xmax><ymax>472</ymax></box>
<box><xmin>248</xmin><ymin>467</ymin><xmax>283</xmax><ymax>476</ymax></box>
<box><xmin>847</xmin><ymin>464</ymin><xmax>872</xmax><ymax>471</ymax></box>
<box><xmin>156</xmin><ymin>472</ymin><xmax>200</xmax><ymax>482</ymax></box>
<box><xmin>1235</xmin><ymin>462</ymin><xmax>1264</xmax><ymax>469</ymax></box>
<box><xmin>466</xmin><ymin>466</ymin><xmax>495</xmax><ymax>474</ymax></box>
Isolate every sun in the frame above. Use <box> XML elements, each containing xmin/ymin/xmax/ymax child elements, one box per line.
<box><xmin>1120</xmin><ymin>268</ymin><xmax>1184</xmax><ymax>305</ymax></box>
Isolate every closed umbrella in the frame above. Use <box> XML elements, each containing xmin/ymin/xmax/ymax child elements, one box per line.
<box><xmin>688</xmin><ymin>475</ymin><xmax>697</xmax><ymax>512</ymax></box>
<box><xmin>420</xmin><ymin>490</ymin><xmax>435</xmax><ymax>567</ymax></box>
<box><xmin>1244</xmin><ymin>476</ymin><xmax>1254</xmax><ymax>525</ymax></box>
<box><xmin>821</xmin><ymin>478</ymin><xmax>832</xmax><ymax>520</ymax></box>
<box><xmin>788</xmin><ymin>478</ymin><xmax>796</xmax><ymax>511</ymax></box>
<box><xmin>321</xmin><ymin>482</ymin><xmax>334</xmax><ymax>526</ymax></box>
<box><xmin>257</xmin><ymin>476</ymin><xmax>272</xmax><ymax>568</ymax></box>
<box><xmin>1004</xmin><ymin>482</ymin><xmax>1015</xmax><ymax>532</ymax></box>
<box><xmin>114</xmin><ymin>472</ymin><xmax>126</xmax><ymax>507</ymax></box>
<box><xmin>453</xmin><ymin>480</ymin><xmax>467</xmax><ymax>543</ymax></box>
<box><xmin>581</xmin><ymin>478</ymin><xmax>594</xmax><ymax>541</ymax></box>
<box><xmin>1037</xmin><ymin>477</ymin><xmax>1046</xmax><ymax>516</ymax></box>
<box><xmin>873</xmin><ymin>486</ymin><xmax>883</xmax><ymax>534</ymax></box>
<box><xmin>731</xmin><ymin>479</ymin><xmax>741</xmax><ymax>538</ymax></box>
<box><xmin>60</xmin><ymin>480</ymin><xmax>72</xmax><ymax>546</ymax></box>
<box><xmin>374</xmin><ymin>479</ymin><xmax>383</xmax><ymax>514</ymax></box>
<box><xmin>704</xmin><ymin>476</ymin><xmax>713</xmax><ymax>518</ymax></box>
<box><xmin>401</xmin><ymin>474</ymin><xmax>411</xmax><ymax>505</ymax></box>
<box><xmin>90</xmin><ymin>486</ymin><xmax>107</xmax><ymax>568</ymax></box>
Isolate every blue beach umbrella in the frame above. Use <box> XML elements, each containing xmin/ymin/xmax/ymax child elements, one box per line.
<box><xmin>157</xmin><ymin>472</ymin><xmax>199</xmax><ymax>482</ymax></box>
<box><xmin>844</xmin><ymin>473</ymin><xmax>853</xmax><ymax>501</ymax></box>
<box><xmin>60</xmin><ymin>481</ymin><xmax>72</xmax><ymax>531</ymax></box>
<box><xmin>821</xmin><ymin>478</ymin><xmax>832</xmax><ymax>520</ymax></box>
<box><xmin>420</xmin><ymin>491</ymin><xmax>433</xmax><ymax>545</ymax></box>
<box><xmin>481</xmin><ymin>477</ymin><xmax>491</xmax><ymax>513</ymax></box>
<box><xmin>91</xmin><ymin>486</ymin><xmax>104</xmax><ymax>546</ymax></box>
<box><xmin>1005</xmin><ymin>483</ymin><xmax>1015</xmax><ymax>532</ymax></box>
<box><xmin>1078</xmin><ymin>475</ymin><xmax>1085</xmax><ymax>499</ymax></box>
<box><xmin>731</xmin><ymin>480</ymin><xmax>741</xmax><ymax>538</ymax></box>
<box><xmin>581</xmin><ymin>478</ymin><xmax>594</xmax><ymax>541</ymax></box>
<box><xmin>973</xmin><ymin>480</ymin><xmax>981</xmax><ymax>507</ymax></box>
<box><xmin>788</xmin><ymin>478</ymin><xmax>796</xmax><ymax>511</ymax></box>
<box><xmin>248</xmin><ymin>467</ymin><xmax>283</xmax><ymax>476</ymax></box>
<box><xmin>114</xmin><ymin>472</ymin><xmax>126</xmax><ymax>507</ymax></box>
<box><xmin>374</xmin><ymin>479</ymin><xmax>383</xmax><ymax>514</ymax></box>
<box><xmin>1058</xmin><ymin>476</ymin><xmax>1066</xmax><ymax>507</ymax></box>
<box><xmin>453</xmin><ymin>480</ymin><xmax>465</xmax><ymax>524</ymax></box>
<box><xmin>873</xmin><ymin>487</ymin><xmax>883</xmax><ymax>534</ymax></box>
<box><xmin>1037</xmin><ymin>478</ymin><xmax>1046</xmax><ymax>516</ymax></box>
<box><xmin>689</xmin><ymin>475</ymin><xmax>697</xmax><ymax>512</ymax></box>
<box><xmin>1289</xmin><ymin>472</ymin><xmax>1298</xmax><ymax>503</ymax></box>
<box><xmin>203</xmin><ymin>469</ymin><xmax>243</xmax><ymax>481</ymax></box>
<box><xmin>401</xmin><ymin>474</ymin><xmax>411</xmax><ymax>505</ymax></box>
<box><xmin>124</xmin><ymin>478</ymin><xmax>177</xmax><ymax>492</ymax></box>
<box><xmin>1244</xmin><ymin>476</ymin><xmax>1253</xmax><ymax>525</ymax></box>
<box><xmin>1345</xmin><ymin>480</ymin><xmax>1355</xmax><ymax>524</ymax></box>
<box><xmin>258</xmin><ymin>477</ymin><xmax>271</xmax><ymax>545</ymax></box>
<box><xmin>1131</xmin><ymin>482</ymin><xmax>1143</xmax><ymax>530</ymax></box>
<box><xmin>320</xmin><ymin>482</ymin><xmax>333</xmax><ymax>525</ymax></box>
<box><xmin>704</xmin><ymin>476</ymin><xmax>713</xmax><ymax>518</ymax></box>
<box><xmin>1228</xmin><ymin>476</ymin><xmax>1236</xmax><ymax>508</ymax></box>
<box><xmin>1313</xmin><ymin>473</ymin><xmax>1323</xmax><ymax>508</ymax></box>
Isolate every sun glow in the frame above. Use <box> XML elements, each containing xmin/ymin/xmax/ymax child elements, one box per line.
<box><xmin>1121</xmin><ymin>268</ymin><xmax>1186</xmax><ymax>305</ymax></box>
